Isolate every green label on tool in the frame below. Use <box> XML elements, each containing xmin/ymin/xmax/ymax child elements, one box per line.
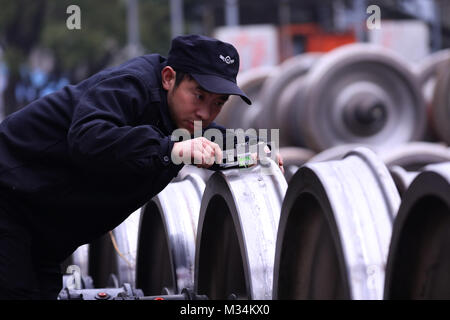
<box><xmin>238</xmin><ymin>154</ymin><xmax>253</xmax><ymax>167</ymax></box>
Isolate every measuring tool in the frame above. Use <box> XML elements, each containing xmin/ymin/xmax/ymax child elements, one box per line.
<box><xmin>218</xmin><ymin>141</ymin><xmax>270</xmax><ymax>170</ymax></box>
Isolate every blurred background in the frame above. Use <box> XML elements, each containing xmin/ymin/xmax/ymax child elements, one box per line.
<box><xmin>0</xmin><ymin>0</ymin><xmax>448</xmax><ymax>114</ymax></box>
<box><xmin>0</xmin><ymin>0</ymin><xmax>449</xmax><ymax>161</ymax></box>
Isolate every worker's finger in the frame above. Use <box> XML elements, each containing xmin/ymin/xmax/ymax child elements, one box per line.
<box><xmin>276</xmin><ymin>153</ymin><xmax>285</xmax><ymax>174</ymax></box>
<box><xmin>191</xmin><ymin>137</ymin><xmax>222</xmax><ymax>167</ymax></box>
<box><xmin>190</xmin><ymin>142</ymin><xmax>201</xmax><ymax>165</ymax></box>
<box><xmin>205</xmin><ymin>146</ymin><xmax>218</xmax><ymax>166</ymax></box>
<box><xmin>204</xmin><ymin>153</ymin><xmax>215</xmax><ymax>166</ymax></box>
<box><xmin>197</xmin><ymin>138</ymin><xmax>213</xmax><ymax>156</ymax></box>
<box><xmin>202</xmin><ymin>142</ymin><xmax>213</xmax><ymax>156</ymax></box>
<box><xmin>193</xmin><ymin>143</ymin><xmax>214</xmax><ymax>167</ymax></box>
<box><xmin>201</xmin><ymin>144</ymin><xmax>215</xmax><ymax>166</ymax></box>
<box><xmin>193</xmin><ymin>138</ymin><xmax>210</xmax><ymax>165</ymax></box>
<box><xmin>176</xmin><ymin>140</ymin><xmax>194</xmax><ymax>163</ymax></box>
<box><xmin>192</xmin><ymin>149</ymin><xmax>209</xmax><ymax>167</ymax></box>
<box><xmin>200</xmin><ymin>138</ymin><xmax>222</xmax><ymax>165</ymax></box>
<box><xmin>202</xmin><ymin>152</ymin><xmax>216</xmax><ymax>167</ymax></box>
<box><xmin>277</xmin><ymin>153</ymin><xmax>284</xmax><ymax>166</ymax></box>
<box><xmin>193</xmin><ymin>138</ymin><xmax>206</xmax><ymax>153</ymax></box>
<box><xmin>209</xmin><ymin>141</ymin><xmax>223</xmax><ymax>164</ymax></box>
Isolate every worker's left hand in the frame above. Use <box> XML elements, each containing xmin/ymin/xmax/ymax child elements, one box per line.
<box><xmin>250</xmin><ymin>145</ymin><xmax>284</xmax><ymax>174</ymax></box>
<box><xmin>276</xmin><ymin>152</ymin><xmax>285</xmax><ymax>174</ymax></box>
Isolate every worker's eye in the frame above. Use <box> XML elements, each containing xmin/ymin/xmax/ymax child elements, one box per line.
<box><xmin>215</xmin><ymin>101</ymin><xmax>225</xmax><ymax>107</ymax></box>
<box><xmin>195</xmin><ymin>93</ymin><xmax>204</xmax><ymax>101</ymax></box>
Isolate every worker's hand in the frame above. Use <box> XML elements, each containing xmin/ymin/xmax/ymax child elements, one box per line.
<box><xmin>277</xmin><ymin>153</ymin><xmax>285</xmax><ymax>174</ymax></box>
<box><xmin>171</xmin><ymin>137</ymin><xmax>223</xmax><ymax>168</ymax></box>
<box><xmin>250</xmin><ymin>145</ymin><xmax>285</xmax><ymax>174</ymax></box>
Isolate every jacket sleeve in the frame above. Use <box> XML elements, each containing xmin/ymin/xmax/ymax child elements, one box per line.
<box><xmin>67</xmin><ymin>73</ymin><xmax>181</xmax><ymax>175</ymax></box>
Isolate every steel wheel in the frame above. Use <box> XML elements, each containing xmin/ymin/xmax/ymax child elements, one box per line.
<box><xmin>299</xmin><ymin>44</ymin><xmax>425</xmax><ymax>151</ymax></box>
<box><xmin>195</xmin><ymin>160</ymin><xmax>287</xmax><ymax>299</ymax></box>
<box><xmin>385</xmin><ymin>163</ymin><xmax>450</xmax><ymax>299</ymax></box>
<box><xmin>274</xmin><ymin>147</ymin><xmax>400</xmax><ymax>299</ymax></box>
<box><xmin>136</xmin><ymin>172</ymin><xmax>205</xmax><ymax>295</ymax></box>
<box><xmin>430</xmin><ymin>62</ymin><xmax>450</xmax><ymax>144</ymax></box>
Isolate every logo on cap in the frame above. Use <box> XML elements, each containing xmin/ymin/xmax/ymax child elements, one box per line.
<box><xmin>219</xmin><ymin>54</ymin><xmax>235</xmax><ymax>65</ymax></box>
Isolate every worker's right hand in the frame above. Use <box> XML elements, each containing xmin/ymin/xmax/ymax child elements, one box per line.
<box><xmin>171</xmin><ymin>137</ymin><xmax>223</xmax><ymax>168</ymax></box>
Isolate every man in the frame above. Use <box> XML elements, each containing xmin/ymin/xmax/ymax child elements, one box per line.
<box><xmin>0</xmin><ymin>34</ymin><xmax>283</xmax><ymax>299</ymax></box>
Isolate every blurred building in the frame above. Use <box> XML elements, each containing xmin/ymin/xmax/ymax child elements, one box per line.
<box><xmin>181</xmin><ymin>0</ymin><xmax>450</xmax><ymax>69</ymax></box>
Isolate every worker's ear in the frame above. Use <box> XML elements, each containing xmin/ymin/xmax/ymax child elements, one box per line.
<box><xmin>161</xmin><ymin>66</ymin><xmax>176</xmax><ymax>91</ymax></box>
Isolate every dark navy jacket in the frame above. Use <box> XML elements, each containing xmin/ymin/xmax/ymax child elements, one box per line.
<box><xmin>0</xmin><ymin>54</ymin><xmax>229</xmax><ymax>262</ymax></box>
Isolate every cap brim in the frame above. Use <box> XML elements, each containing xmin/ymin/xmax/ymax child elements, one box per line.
<box><xmin>191</xmin><ymin>73</ymin><xmax>252</xmax><ymax>105</ymax></box>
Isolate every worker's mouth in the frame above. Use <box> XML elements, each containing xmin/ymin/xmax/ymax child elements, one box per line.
<box><xmin>186</xmin><ymin>120</ymin><xmax>195</xmax><ymax>132</ymax></box>
<box><xmin>186</xmin><ymin>120</ymin><xmax>204</xmax><ymax>133</ymax></box>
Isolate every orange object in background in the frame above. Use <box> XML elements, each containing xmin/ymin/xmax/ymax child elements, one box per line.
<box><xmin>307</xmin><ymin>33</ymin><xmax>356</xmax><ymax>52</ymax></box>
<box><xmin>279</xmin><ymin>23</ymin><xmax>356</xmax><ymax>61</ymax></box>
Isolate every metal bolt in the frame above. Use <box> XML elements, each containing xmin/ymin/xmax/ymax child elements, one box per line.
<box><xmin>96</xmin><ymin>292</ymin><xmax>109</xmax><ymax>299</ymax></box>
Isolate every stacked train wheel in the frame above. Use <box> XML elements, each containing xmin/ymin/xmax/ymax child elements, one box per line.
<box><xmin>136</xmin><ymin>169</ymin><xmax>206</xmax><ymax>295</ymax></box>
<box><xmin>384</xmin><ymin>163</ymin><xmax>450</xmax><ymax>299</ymax></box>
<box><xmin>256</xmin><ymin>53</ymin><xmax>321</xmax><ymax>146</ymax></box>
<box><xmin>295</xmin><ymin>44</ymin><xmax>425</xmax><ymax>151</ymax></box>
<box><xmin>273</xmin><ymin>148</ymin><xmax>400</xmax><ymax>299</ymax></box>
<box><xmin>430</xmin><ymin>59</ymin><xmax>450</xmax><ymax>145</ymax></box>
<box><xmin>414</xmin><ymin>49</ymin><xmax>450</xmax><ymax>109</ymax></box>
<box><xmin>87</xmin><ymin>208</ymin><xmax>142</xmax><ymax>288</ymax></box>
<box><xmin>195</xmin><ymin>159</ymin><xmax>287</xmax><ymax>299</ymax></box>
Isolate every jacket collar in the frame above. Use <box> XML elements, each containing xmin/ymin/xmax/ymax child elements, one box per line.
<box><xmin>150</xmin><ymin>59</ymin><xmax>177</xmax><ymax>136</ymax></box>
<box><xmin>159</xmin><ymin>86</ymin><xmax>177</xmax><ymax>135</ymax></box>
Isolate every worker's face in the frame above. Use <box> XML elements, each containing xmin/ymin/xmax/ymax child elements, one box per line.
<box><xmin>162</xmin><ymin>66</ymin><xmax>228</xmax><ymax>134</ymax></box>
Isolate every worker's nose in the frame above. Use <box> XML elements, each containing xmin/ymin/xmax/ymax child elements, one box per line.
<box><xmin>195</xmin><ymin>104</ymin><xmax>210</xmax><ymax>121</ymax></box>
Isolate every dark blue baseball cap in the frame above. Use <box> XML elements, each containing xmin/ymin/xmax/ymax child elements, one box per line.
<box><xmin>167</xmin><ymin>34</ymin><xmax>252</xmax><ymax>105</ymax></box>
